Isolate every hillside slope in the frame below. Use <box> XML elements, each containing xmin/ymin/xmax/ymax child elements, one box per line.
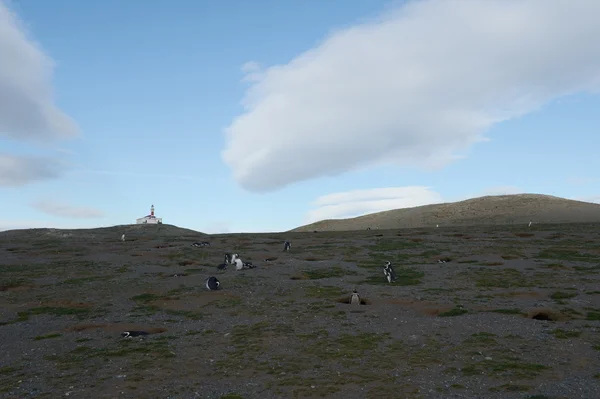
<box><xmin>291</xmin><ymin>194</ymin><xmax>600</xmax><ymax>232</ymax></box>
<box><xmin>0</xmin><ymin>223</ymin><xmax>205</xmax><ymax>239</ymax></box>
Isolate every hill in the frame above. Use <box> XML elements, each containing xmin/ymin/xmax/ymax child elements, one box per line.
<box><xmin>0</xmin><ymin>223</ymin><xmax>206</xmax><ymax>240</ymax></box>
<box><xmin>291</xmin><ymin>193</ymin><xmax>600</xmax><ymax>232</ymax></box>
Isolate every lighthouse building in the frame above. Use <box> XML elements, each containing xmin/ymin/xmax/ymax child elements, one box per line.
<box><xmin>136</xmin><ymin>204</ymin><xmax>163</xmax><ymax>224</ymax></box>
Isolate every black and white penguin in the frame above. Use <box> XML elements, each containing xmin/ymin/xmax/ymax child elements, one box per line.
<box><xmin>283</xmin><ymin>241</ymin><xmax>291</xmax><ymax>252</ymax></box>
<box><xmin>243</xmin><ymin>261</ymin><xmax>255</xmax><ymax>269</ymax></box>
<box><xmin>121</xmin><ymin>331</ymin><xmax>149</xmax><ymax>338</ymax></box>
<box><xmin>383</xmin><ymin>261</ymin><xmax>397</xmax><ymax>283</ymax></box>
<box><xmin>217</xmin><ymin>254</ymin><xmax>229</xmax><ymax>270</ymax></box>
<box><xmin>234</xmin><ymin>257</ymin><xmax>244</xmax><ymax>271</ymax></box>
<box><xmin>205</xmin><ymin>276</ymin><xmax>220</xmax><ymax>290</ymax></box>
<box><xmin>121</xmin><ymin>234</ymin><xmax>125</xmax><ymax>242</ymax></box>
<box><xmin>350</xmin><ymin>290</ymin><xmax>360</xmax><ymax>305</ymax></box>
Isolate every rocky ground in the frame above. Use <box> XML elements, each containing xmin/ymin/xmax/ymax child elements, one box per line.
<box><xmin>1</xmin><ymin>223</ymin><xmax>600</xmax><ymax>399</ymax></box>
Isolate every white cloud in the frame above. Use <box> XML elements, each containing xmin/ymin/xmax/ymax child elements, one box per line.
<box><xmin>30</xmin><ymin>199</ymin><xmax>105</xmax><ymax>219</ymax></box>
<box><xmin>304</xmin><ymin>186</ymin><xmax>443</xmax><ymax>223</ymax></box>
<box><xmin>0</xmin><ymin>1</ymin><xmax>78</xmax><ymax>141</ymax></box>
<box><xmin>222</xmin><ymin>0</ymin><xmax>600</xmax><ymax>193</ymax></box>
<box><xmin>0</xmin><ymin>153</ymin><xmax>64</xmax><ymax>186</ymax></box>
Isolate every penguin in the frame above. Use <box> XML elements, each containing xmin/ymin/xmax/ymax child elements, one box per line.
<box><xmin>217</xmin><ymin>254</ymin><xmax>229</xmax><ymax>270</ymax></box>
<box><xmin>383</xmin><ymin>261</ymin><xmax>397</xmax><ymax>283</ymax></box>
<box><xmin>283</xmin><ymin>241</ymin><xmax>291</xmax><ymax>252</ymax></box>
<box><xmin>234</xmin><ymin>258</ymin><xmax>244</xmax><ymax>271</ymax></box>
<box><xmin>350</xmin><ymin>290</ymin><xmax>360</xmax><ymax>305</ymax></box>
<box><xmin>121</xmin><ymin>331</ymin><xmax>149</xmax><ymax>338</ymax></box>
<box><xmin>205</xmin><ymin>276</ymin><xmax>220</xmax><ymax>290</ymax></box>
<box><xmin>243</xmin><ymin>261</ymin><xmax>255</xmax><ymax>269</ymax></box>
<box><xmin>121</xmin><ymin>234</ymin><xmax>125</xmax><ymax>242</ymax></box>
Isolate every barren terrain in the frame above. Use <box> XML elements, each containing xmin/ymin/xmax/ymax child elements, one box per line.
<box><xmin>2</xmin><ymin>222</ymin><xmax>600</xmax><ymax>399</ymax></box>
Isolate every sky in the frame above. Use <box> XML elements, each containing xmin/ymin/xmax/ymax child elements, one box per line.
<box><xmin>1</xmin><ymin>0</ymin><xmax>599</xmax><ymax>233</ymax></box>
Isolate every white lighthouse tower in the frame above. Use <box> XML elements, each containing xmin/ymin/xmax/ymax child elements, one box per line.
<box><xmin>136</xmin><ymin>204</ymin><xmax>163</xmax><ymax>224</ymax></box>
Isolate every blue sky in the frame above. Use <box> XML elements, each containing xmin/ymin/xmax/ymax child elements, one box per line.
<box><xmin>1</xmin><ymin>0</ymin><xmax>599</xmax><ymax>233</ymax></box>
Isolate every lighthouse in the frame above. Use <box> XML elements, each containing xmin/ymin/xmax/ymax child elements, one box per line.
<box><xmin>136</xmin><ymin>204</ymin><xmax>163</xmax><ymax>224</ymax></box>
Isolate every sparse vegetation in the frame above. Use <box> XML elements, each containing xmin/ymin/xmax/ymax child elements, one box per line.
<box><xmin>1</xmin><ymin>220</ymin><xmax>600</xmax><ymax>398</ymax></box>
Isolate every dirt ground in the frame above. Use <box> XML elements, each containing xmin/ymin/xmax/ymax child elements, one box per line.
<box><xmin>1</xmin><ymin>223</ymin><xmax>600</xmax><ymax>399</ymax></box>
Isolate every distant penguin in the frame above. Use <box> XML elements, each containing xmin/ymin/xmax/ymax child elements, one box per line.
<box><xmin>121</xmin><ymin>331</ymin><xmax>148</xmax><ymax>338</ymax></box>
<box><xmin>205</xmin><ymin>276</ymin><xmax>220</xmax><ymax>290</ymax></box>
<box><xmin>243</xmin><ymin>261</ymin><xmax>255</xmax><ymax>269</ymax></box>
<box><xmin>121</xmin><ymin>234</ymin><xmax>125</xmax><ymax>242</ymax></box>
<box><xmin>383</xmin><ymin>261</ymin><xmax>397</xmax><ymax>283</ymax></box>
<box><xmin>224</xmin><ymin>253</ymin><xmax>233</xmax><ymax>264</ymax></box>
<box><xmin>283</xmin><ymin>241</ymin><xmax>291</xmax><ymax>252</ymax></box>
<box><xmin>350</xmin><ymin>290</ymin><xmax>360</xmax><ymax>305</ymax></box>
<box><xmin>528</xmin><ymin>221</ymin><xmax>532</xmax><ymax>227</ymax></box>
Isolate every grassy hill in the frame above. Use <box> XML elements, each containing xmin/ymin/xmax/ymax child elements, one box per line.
<box><xmin>291</xmin><ymin>193</ymin><xmax>600</xmax><ymax>232</ymax></box>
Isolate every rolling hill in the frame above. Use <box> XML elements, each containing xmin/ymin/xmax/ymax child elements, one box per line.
<box><xmin>290</xmin><ymin>194</ymin><xmax>600</xmax><ymax>232</ymax></box>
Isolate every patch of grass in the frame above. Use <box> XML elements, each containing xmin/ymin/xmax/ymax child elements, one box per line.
<box><xmin>586</xmin><ymin>311</ymin><xmax>600</xmax><ymax>320</ymax></box>
<box><xmin>551</xmin><ymin>329</ymin><xmax>581</xmax><ymax>339</ymax></box>
<box><xmin>438</xmin><ymin>307</ymin><xmax>468</xmax><ymax>317</ymax></box>
<box><xmin>34</xmin><ymin>333</ymin><xmax>62</xmax><ymax>341</ymax></box>
<box><xmin>184</xmin><ymin>268</ymin><xmax>205</xmax><ymax>274</ymax></box>
<box><xmin>474</xmin><ymin>268</ymin><xmax>532</xmax><ymax>288</ymax></box>
<box><xmin>489</xmin><ymin>384</ymin><xmax>531</xmax><ymax>392</ymax></box>
<box><xmin>537</xmin><ymin>249</ymin><xmax>600</xmax><ymax>262</ymax></box>
<box><xmin>214</xmin><ymin>297</ymin><xmax>243</xmax><ymax>309</ymax></box>
<box><xmin>61</xmin><ymin>275</ymin><xmax>111</xmax><ymax>285</ymax></box>
<box><xmin>462</xmin><ymin>358</ymin><xmax>549</xmax><ymax>378</ymax></box>
<box><xmin>0</xmin><ymin>366</ymin><xmax>20</xmax><ymax>375</ymax></box>
<box><xmin>16</xmin><ymin>306</ymin><xmax>95</xmax><ymax>322</ymax></box>
<box><xmin>130</xmin><ymin>293</ymin><xmax>163</xmax><ymax>303</ymax></box>
<box><xmin>45</xmin><ymin>339</ymin><xmax>175</xmax><ymax>368</ymax></box>
<box><xmin>550</xmin><ymin>291</ymin><xmax>577</xmax><ymax>300</ymax></box>
<box><xmin>0</xmin><ymin>278</ymin><xmax>30</xmax><ymax>291</ymax></box>
<box><xmin>300</xmin><ymin>266</ymin><xmax>358</xmax><ymax>280</ymax></box>
<box><xmin>165</xmin><ymin>309</ymin><xmax>203</xmax><ymax>320</ymax></box>
<box><xmin>464</xmin><ymin>332</ymin><xmax>497</xmax><ymax>344</ymax></box>
<box><xmin>368</xmin><ymin>238</ymin><xmax>420</xmax><ymax>251</ymax></box>
<box><xmin>304</xmin><ymin>285</ymin><xmax>345</xmax><ymax>299</ymax></box>
<box><xmin>488</xmin><ymin>308</ymin><xmax>523</xmax><ymax>315</ymax></box>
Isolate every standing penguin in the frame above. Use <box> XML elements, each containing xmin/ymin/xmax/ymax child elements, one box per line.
<box><xmin>383</xmin><ymin>261</ymin><xmax>397</xmax><ymax>283</ymax></box>
<box><xmin>283</xmin><ymin>241</ymin><xmax>291</xmax><ymax>252</ymax></box>
<box><xmin>350</xmin><ymin>289</ymin><xmax>361</xmax><ymax>305</ymax></box>
<box><xmin>121</xmin><ymin>234</ymin><xmax>125</xmax><ymax>242</ymax></box>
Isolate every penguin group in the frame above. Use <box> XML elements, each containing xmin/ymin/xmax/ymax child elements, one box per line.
<box><xmin>191</xmin><ymin>241</ymin><xmax>210</xmax><ymax>247</ymax></box>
